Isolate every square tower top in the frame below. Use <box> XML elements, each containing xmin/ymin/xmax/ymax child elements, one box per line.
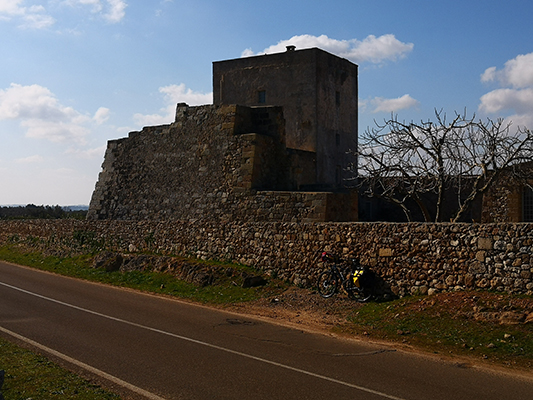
<box><xmin>213</xmin><ymin>46</ymin><xmax>358</xmax><ymax>187</ymax></box>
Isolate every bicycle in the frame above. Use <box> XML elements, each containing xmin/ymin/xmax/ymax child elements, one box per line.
<box><xmin>317</xmin><ymin>252</ymin><xmax>374</xmax><ymax>302</ymax></box>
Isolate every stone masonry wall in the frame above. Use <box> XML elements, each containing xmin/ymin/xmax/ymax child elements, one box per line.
<box><xmin>87</xmin><ymin>104</ymin><xmax>355</xmax><ymax>223</ymax></box>
<box><xmin>1</xmin><ymin>220</ymin><xmax>531</xmax><ymax>296</ymax></box>
<box><xmin>88</xmin><ymin>104</ymin><xmax>258</xmax><ymax>221</ymax></box>
<box><xmin>482</xmin><ymin>173</ymin><xmax>521</xmax><ymax>223</ymax></box>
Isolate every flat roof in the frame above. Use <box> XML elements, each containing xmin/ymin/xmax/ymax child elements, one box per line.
<box><xmin>213</xmin><ymin>47</ymin><xmax>358</xmax><ymax>67</ymax></box>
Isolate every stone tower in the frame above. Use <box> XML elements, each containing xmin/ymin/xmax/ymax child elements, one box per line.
<box><xmin>87</xmin><ymin>47</ymin><xmax>359</xmax><ymax>222</ymax></box>
<box><xmin>213</xmin><ymin>46</ymin><xmax>358</xmax><ymax>189</ymax></box>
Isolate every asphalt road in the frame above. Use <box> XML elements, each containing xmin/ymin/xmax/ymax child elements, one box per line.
<box><xmin>1</xmin><ymin>260</ymin><xmax>532</xmax><ymax>400</ymax></box>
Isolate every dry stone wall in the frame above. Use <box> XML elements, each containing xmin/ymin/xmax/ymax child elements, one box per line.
<box><xmin>88</xmin><ymin>104</ymin><xmax>257</xmax><ymax>221</ymax></box>
<box><xmin>1</xmin><ymin>220</ymin><xmax>532</xmax><ymax>296</ymax></box>
<box><xmin>87</xmin><ymin>104</ymin><xmax>355</xmax><ymax>223</ymax></box>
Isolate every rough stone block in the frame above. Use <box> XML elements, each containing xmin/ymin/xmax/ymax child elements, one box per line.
<box><xmin>379</xmin><ymin>248</ymin><xmax>393</xmax><ymax>257</ymax></box>
<box><xmin>476</xmin><ymin>250</ymin><xmax>486</xmax><ymax>262</ymax></box>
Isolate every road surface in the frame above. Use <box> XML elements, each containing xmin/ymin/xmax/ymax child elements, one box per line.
<box><xmin>1</xmin><ymin>260</ymin><xmax>532</xmax><ymax>399</ymax></box>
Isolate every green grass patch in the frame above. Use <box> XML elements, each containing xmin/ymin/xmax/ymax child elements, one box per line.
<box><xmin>0</xmin><ymin>337</ymin><xmax>120</xmax><ymax>399</ymax></box>
<box><xmin>0</xmin><ymin>244</ymin><xmax>287</xmax><ymax>398</ymax></box>
<box><xmin>342</xmin><ymin>293</ymin><xmax>533</xmax><ymax>370</ymax></box>
<box><xmin>0</xmin><ymin>245</ymin><xmax>285</xmax><ymax>304</ymax></box>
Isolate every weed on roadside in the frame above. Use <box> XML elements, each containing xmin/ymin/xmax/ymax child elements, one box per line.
<box><xmin>343</xmin><ymin>292</ymin><xmax>533</xmax><ymax>370</ymax></box>
<box><xmin>0</xmin><ymin>245</ymin><xmax>285</xmax><ymax>304</ymax></box>
<box><xmin>0</xmin><ymin>338</ymin><xmax>120</xmax><ymax>399</ymax></box>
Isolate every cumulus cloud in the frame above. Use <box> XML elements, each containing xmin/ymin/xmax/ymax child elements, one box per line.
<box><xmin>0</xmin><ymin>1</ymin><xmax>127</xmax><ymax>27</ymax></box>
<box><xmin>102</xmin><ymin>0</ymin><xmax>127</xmax><ymax>23</ymax></box>
<box><xmin>369</xmin><ymin>94</ymin><xmax>419</xmax><ymax>113</ymax></box>
<box><xmin>160</xmin><ymin>84</ymin><xmax>213</xmax><ymax>106</ymax></box>
<box><xmin>242</xmin><ymin>34</ymin><xmax>414</xmax><ymax>64</ymax></box>
<box><xmin>360</xmin><ymin>94</ymin><xmax>419</xmax><ymax>114</ymax></box>
<box><xmin>62</xmin><ymin>0</ymin><xmax>127</xmax><ymax>23</ymax></box>
<box><xmin>0</xmin><ymin>83</ymin><xmax>107</xmax><ymax>144</ymax></box>
<box><xmin>0</xmin><ymin>0</ymin><xmax>55</xmax><ymax>28</ymax></box>
<box><xmin>0</xmin><ymin>0</ymin><xmax>24</xmax><ymax>14</ymax></box>
<box><xmin>479</xmin><ymin>88</ymin><xmax>533</xmax><ymax>115</ymax></box>
<box><xmin>93</xmin><ymin>107</ymin><xmax>110</xmax><ymax>124</ymax></box>
<box><xmin>133</xmin><ymin>84</ymin><xmax>212</xmax><ymax>126</ymax></box>
<box><xmin>481</xmin><ymin>53</ymin><xmax>533</xmax><ymax>89</ymax></box>
<box><xmin>479</xmin><ymin>52</ymin><xmax>533</xmax><ymax>129</ymax></box>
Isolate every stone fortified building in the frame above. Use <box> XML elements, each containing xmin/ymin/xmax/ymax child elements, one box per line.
<box><xmin>87</xmin><ymin>47</ymin><xmax>359</xmax><ymax>222</ymax></box>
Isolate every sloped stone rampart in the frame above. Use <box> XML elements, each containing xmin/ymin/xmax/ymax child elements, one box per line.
<box><xmin>87</xmin><ymin>104</ymin><xmax>356</xmax><ymax>223</ymax></box>
<box><xmin>1</xmin><ymin>220</ymin><xmax>532</xmax><ymax>296</ymax></box>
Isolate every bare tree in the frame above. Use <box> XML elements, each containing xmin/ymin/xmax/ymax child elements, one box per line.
<box><xmin>354</xmin><ymin>110</ymin><xmax>533</xmax><ymax>222</ymax></box>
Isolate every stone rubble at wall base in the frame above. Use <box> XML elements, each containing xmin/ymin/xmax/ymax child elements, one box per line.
<box><xmin>1</xmin><ymin>220</ymin><xmax>532</xmax><ymax>297</ymax></box>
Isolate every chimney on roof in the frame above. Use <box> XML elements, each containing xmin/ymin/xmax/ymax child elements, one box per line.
<box><xmin>286</xmin><ymin>45</ymin><xmax>296</xmax><ymax>52</ymax></box>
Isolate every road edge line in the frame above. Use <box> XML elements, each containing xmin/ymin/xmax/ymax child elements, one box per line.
<box><xmin>0</xmin><ymin>325</ymin><xmax>167</xmax><ymax>400</ymax></box>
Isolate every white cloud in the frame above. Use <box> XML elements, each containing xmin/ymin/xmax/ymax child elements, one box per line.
<box><xmin>479</xmin><ymin>52</ymin><xmax>533</xmax><ymax>129</ymax></box>
<box><xmin>481</xmin><ymin>53</ymin><xmax>533</xmax><ymax>89</ymax></box>
<box><xmin>160</xmin><ymin>84</ymin><xmax>213</xmax><ymax>106</ymax></box>
<box><xmin>20</xmin><ymin>11</ymin><xmax>55</xmax><ymax>28</ymax></box>
<box><xmin>479</xmin><ymin>88</ymin><xmax>533</xmax><ymax>115</ymax></box>
<box><xmin>103</xmin><ymin>0</ymin><xmax>126</xmax><ymax>23</ymax></box>
<box><xmin>242</xmin><ymin>34</ymin><xmax>414</xmax><ymax>64</ymax></box>
<box><xmin>16</xmin><ymin>154</ymin><xmax>44</xmax><ymax>164</ymax></box>
<box><xmin>133</xmin><ymin>84</ymin><xmax>212</xmax><ymax>126</ymax></box>
<box><xmin>367</xmin><ymin>94</ymin><xmax>419</xmax><ymax>113</ymax></box>
<box><xmin>93</xmin><ymin>107</ymin><xmax>110</xmax><ymax>124</ymax></box>
<box><xmin>0</xmin><ymin>83</ymin><xmax>107</xmax><ymax>144</ymax></box>
<box><xmin>0</xmin><ymin>0</ymin><xmax>55</xmax><ymax>28</ymax></box>
<box><xmin>133</xmin><ymin>110</ymin><xmax>171</xmax><ymax>127</ymax></box>
<box><xmin>65</xmin><ymin>145</ymin><xmax>106</xmax><ymax>159</ymax></box>
<box><xmin>73</xmin><ymin>0</ymin><xmax>102</xmax><ymax>13</ymax></box>
<box><xmin>67</xmin><ymin>0</ymin><xmax>127</xmax><ymax>23</ymax></box>
<box><xmin>0</xmin><ymin>1</ymin><xmax>128</xmax><ymax>27</ymax></box>
<box><xmin>0</xmin><ymin>0</ymin><xmax>24</xmax><ymax>15</ymax></box>
<box><xmin>21</xmin><ymin>118</ymin><xmax>90</xmax><ymax>143</ymax></box>
<box><xmin>480</xmin><ymin>66</ymin><xmax>497</xmax><ymax>84</ymax></box>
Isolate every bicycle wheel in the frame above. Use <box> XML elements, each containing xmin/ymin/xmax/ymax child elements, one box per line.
<box><xmin>347</xmin><ymin>286</ymin><xmax>372</xmax><ymax>303</ymax></box>
<box><xmin>317</xmin><ymin>271</ymin><xmax>339</xmax><ymax>298</ymax></box>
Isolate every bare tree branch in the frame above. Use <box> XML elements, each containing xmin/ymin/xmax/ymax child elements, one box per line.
<box><xmin>354</xmin><ymin>110</ymin><xmax>533</xmax><ymax>222</ymax></box>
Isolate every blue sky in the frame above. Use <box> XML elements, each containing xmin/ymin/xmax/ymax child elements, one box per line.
<box><xmin>1</xmin><ymin>0</ymin><xmax>533</xmax><ymax>205</ymax></box>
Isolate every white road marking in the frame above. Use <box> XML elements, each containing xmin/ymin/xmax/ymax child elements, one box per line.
<box><xmin>0</xmin><ymin>324</ymin><xmax>167</xmax><ymax>400</ymax></box>
<box><xmin>0</xmin><ymin>281</ymin><xmax>408</xmax><ymax>400</ymax></box>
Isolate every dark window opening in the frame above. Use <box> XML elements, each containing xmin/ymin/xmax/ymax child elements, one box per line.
<box><xmin>258</xmin><ymin>90</ymin><xmax>266</xmax><ymax>104</ymax></box>
<box><xmin>336</xmin><ymin>165</ymin><xmax>342</xmax><ymax>185</ymax></box>
<box><xmin>523</xmin><ymin>186</ymin><xmax>533</xmax><ymax>221</ymax></box>
<box><xmin>335</xmin><ymin>132</ymin><xmax>341</xmax><ymax>146</ymax></box>
<box><xmin>335</xmin><ymin>91</ymin><xmax>341</xmax><ymax>106</ymax></box>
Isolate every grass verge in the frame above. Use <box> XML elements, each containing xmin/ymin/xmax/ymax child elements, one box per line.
<box><xmin>337</xmin><ymin>292</ymin><xmax>533</xmax><ymax>370</ymax></box>
<box><xmin>0</xmin><ymin>245</ymin><xmax>286</xmax><ymax>304</ymax></box>
<box><xmin>0</xmin><ymin>244</ymin><xmax>287</xmax><ymax>399</ymax></box>
<box><xmin>0</xmin><ymin>337</ymin><xmax>119</xmax><ymax>399</ymax></box>
<box><xmin>1</xmin><ymin>242</ymin><xmax>532</xmax><ymax>394</ymax></box>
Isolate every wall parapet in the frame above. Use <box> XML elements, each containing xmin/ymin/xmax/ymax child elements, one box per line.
<box><xmin>1</xmin><ymin>220</ymin><xmax>531</xmax><ymax>296</ymax></box>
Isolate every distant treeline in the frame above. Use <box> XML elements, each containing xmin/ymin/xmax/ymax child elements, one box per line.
<box><xmin>0</xmin><ymin>205</ymin><xmax>87</xmax><ymax>220</ymax></box>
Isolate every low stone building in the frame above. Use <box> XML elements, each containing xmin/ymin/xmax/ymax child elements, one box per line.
<box><xmin>482</xmin><ymin>168</ymin><xmax>533</xmax><ymax>223</ymax></box>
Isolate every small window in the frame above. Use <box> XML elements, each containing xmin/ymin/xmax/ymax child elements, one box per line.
<box><xmin>335</xmin><ymin>133</ymin><xmax>341</xmax><ymax>146</ymax></box>
<box><xmin>335</xmin><ymin>91</ymin><xmax>341</xmax><ymax>106</ymax></box>
<box><xmin>258</xmin><ymin>90</ymin><xmax>266</xmax><ymax>104</ymax></box>
<box><xmin>336</xmin><ymin>165</ymin><xmax>342</xmax><ymax>185</ymax></box>
<box><xmin>523</xmin><ymin>186</ymin><xmax>533</xmax><ymax>221</ymax></box>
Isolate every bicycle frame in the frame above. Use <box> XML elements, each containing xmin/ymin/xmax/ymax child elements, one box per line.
<box><xmin>317</xmin><ymin>252</ymin><xmax>373</xmax><ymax>302</ymax></box>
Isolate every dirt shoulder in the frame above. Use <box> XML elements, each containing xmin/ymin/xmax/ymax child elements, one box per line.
<box><xmin>223</xmin><ymin>285</ymin><xmax>533</xmax><ymax>378</ymax></box>
<box><xmin>226</xmin><ymin>286</ymin><xmax>362</xmax><ymax>331</ymax></box>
